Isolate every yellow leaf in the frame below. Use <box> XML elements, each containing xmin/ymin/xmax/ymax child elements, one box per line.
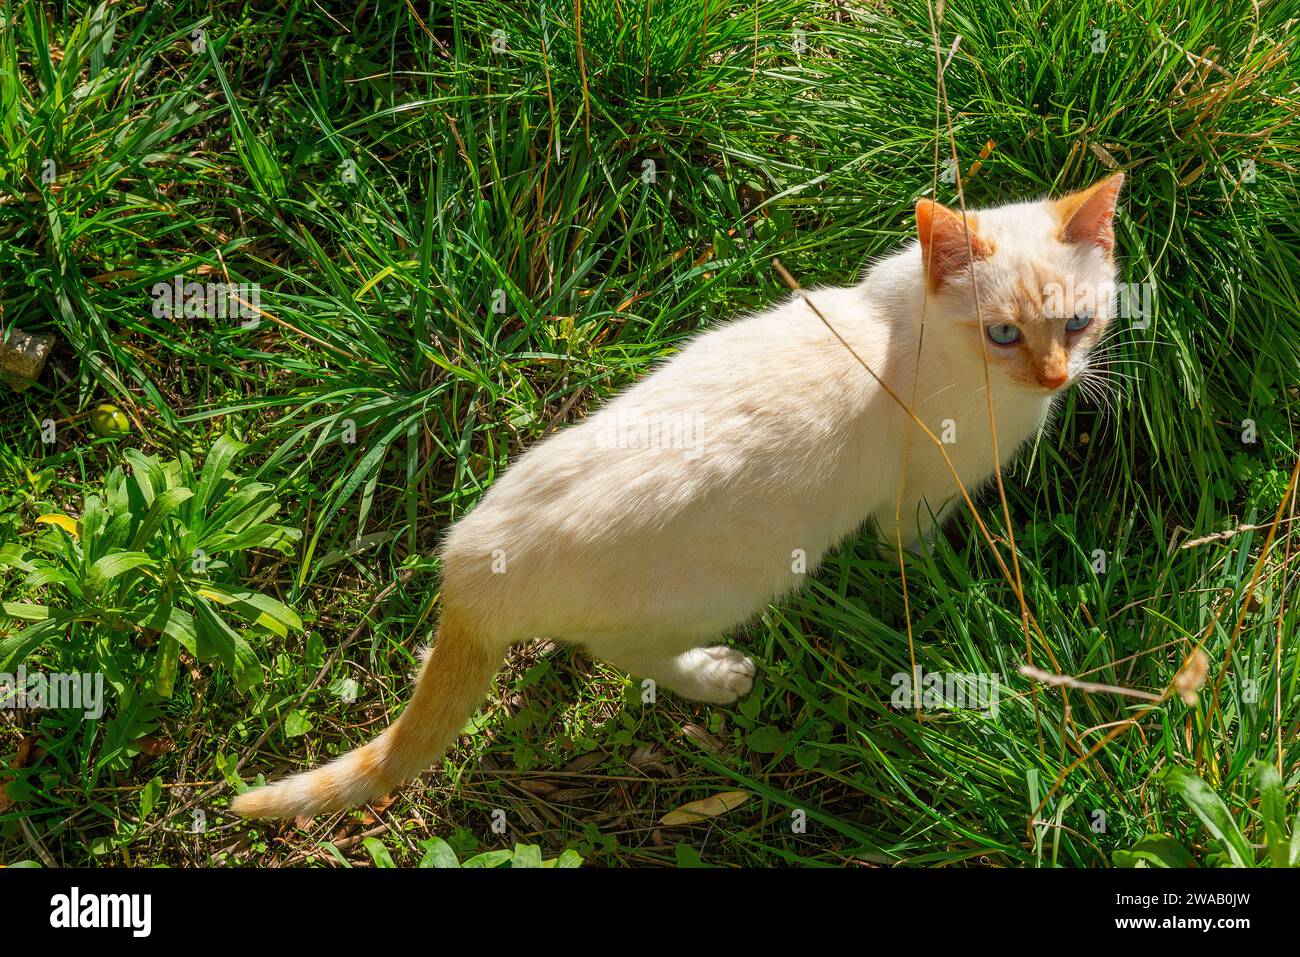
<box><xmin>197</xmin><ymin>588</ymin><xmax>234</xmax><ymax>605</ymax></box>
<box><xmin>36</xmin><ymin>514</ymin><xmax>79</xmax><ymax>538</ymax></box>
<box><xmin>660</xmin><ymin>790</ymin><xmax>750</xmax><ymax>826</ymax></box>
<box><xmin>354</xmin><ymin>265</ymin><xmax>397</xmax><ymax>301</ymax></box>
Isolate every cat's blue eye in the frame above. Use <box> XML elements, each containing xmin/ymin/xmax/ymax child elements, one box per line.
<box><xmin>1065</xmin><ymin>313</ymin><xmax>1092</xmax><ymax>332</ymax></box>
<box><xmin>986</xmin><ymin>323</ymin><xmax>1021</xmax><ymax>345</ymax></box>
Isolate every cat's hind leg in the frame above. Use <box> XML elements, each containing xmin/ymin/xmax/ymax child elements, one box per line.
<box><xmin>604</xmin><ymin>645</ymin><xmax>756</xmax><ymax>705</ymax></box>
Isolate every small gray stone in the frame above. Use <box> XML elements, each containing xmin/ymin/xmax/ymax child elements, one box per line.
<box><xmin>1</xmin><ymin>326</ymin><xmax>55</xmax><ymax>391</ymax></box>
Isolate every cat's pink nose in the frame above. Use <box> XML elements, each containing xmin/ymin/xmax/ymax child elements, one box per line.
<box><xmin>1038</xmin><ymin>371</ymin><xmax>1068</xmax><ymax>389</ymax></box>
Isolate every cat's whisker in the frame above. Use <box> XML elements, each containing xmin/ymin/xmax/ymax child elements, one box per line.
<box><xmin>1075</xmin><ymin>368</ymin><xmax>1128</xmax><ymax>416</ymax></box>
<box><xmin>1086</xmin><ymin>366</ymin><xmax>1143</xmax><ymax>383</ymax></box>
<box><xmin>1085</xmin><ymin>355</ymin><xmax>1157</xmax><ymax>373</ymax></box>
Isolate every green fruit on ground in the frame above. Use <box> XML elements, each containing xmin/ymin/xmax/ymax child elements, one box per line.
<box><xmin>90</xmin><ymin>403</ymin><xmax>130</xmax><ymax>438</ymax></box>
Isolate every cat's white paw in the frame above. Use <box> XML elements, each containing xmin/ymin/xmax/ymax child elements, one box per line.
<box><xmin>686</xmin><ymin>646</ymin><xmax>756</xmax><ymax>704</ymax></box>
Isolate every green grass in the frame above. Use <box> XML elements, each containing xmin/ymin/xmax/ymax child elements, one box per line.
<box><xmin>1</xmin><ymin>0</ymin><xmax>1297</xmax><ymax>867</ymax></box>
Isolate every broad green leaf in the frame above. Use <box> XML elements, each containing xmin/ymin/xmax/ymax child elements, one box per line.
<box><xmin>202</xmin><ymin>483</ymin><xmax>276</xmax><ymax>535</ymax></box>
<box><xmin>192</xmin><ymin>434</ymin><xmax>245</xmax><ymax>516</ymax></box>
<box><xmin>130</xmin><ymin>486</ymin><xmax>193</xmax><ymax>549</ymax></box>
<box><xmin>200</xmin><ymin>503</ymin><xmax>280</xmax><ymax>549</ymax></box>
<box><xmin>0</xmin><ymin>544</ymin><xmax>34</xmax><ymax>572</ymax></box>
<box><xmin>85</xmin><ymin>551</ymin><xmax>153</xmax><ymax>592</ymax></box>
<box><xmin>80</xmin><ymin>494</ymin><xmax>106</xmax><ymax>557</ymax></box>
<box><xmin>139</xmin><ymin>776</ymin><xmax>163</xmax><ymax>820</ymax></box>
<box><xmin>417</xmin><ymin>837</ymin><xmax>460</xmax><ymax>868</ymax></box>
<box><xmin>1254</xmin><ymin>761</ymin><xmax>1289</xmax><ymax>868</ymax></box>
<box><xmin>124</xmin><ymin>448</ymin><xmax>166</xmax><ymax>507</ymax></box>
<box><xmin>141</xmin><ymin>602</ymin><xmax>198</xmax><ymax>656</ymax></box>
<box><xmin>23</xmin><ymin>566</ymin><xmax>79</xmax><ymax>590</ymax></box>
<box><xmin>104</xmin><ymin>464</ymin><xmax>131</xmax><ymax>513</ymax></box>
<box><xmin>191</xmin><ymin>595</ymin><xmax>261</xmax><ymax>690</ymax></box>
<box><xmin>511</xmin><ymin>844</ymin><xmax>543</xmax><ymax>868</ymax></box>
<box><xmin>154</xmin><ymin>634</ymin><xmax>180</xmax><ymax>698</ymax></box>
<box><xmin>1</xmin><ymin>603</ymin><xmax>50</xmax><ymax>622</ymax></box>
<box><xmin>218</xmin><ymin>523</ymin><xmax>301</xmax><ymax>554</ymax></box>
<box><xmin>461</xmin><ymin>849</ymin><xmax>513</xmax><ymax>868</ymax></box>
<box><xmin>363</xmin><ymin>838</ymin><xmax>396</xmax><ymax>869</ymax></box>
<box><xmin>0</xmin><ymin>619</ymin><xmax>63</xmax><ymax>672</ymax></box>
<box><xmin>746</xmin><ymin>725</ymin><xmax>790</xmax><ymax>754</ymax></box>
<box><xmin>1114</xmin><ymin>835</ymin><xmax>1196</xmax><ymax>868</ymax></box>
<box><xmin>283</xmin><ymin>709</ymin><xmax>312</xmax><ymax>737</ymax></box>
<box><xmin>1164</xmin><ymin>767</ymin><xmax>1253</xmax><ymax>868</ymax></box>
<box><xmin>320</xmin><ymin>842</ymin><xmax>352</xmax><ymax>868</ymax></box>
<box><xmin>195</xmin><ymin>584</ymin><xmax>302</xmax><ymax>636</ymax></box>
<box><xmin>100</xmin><ymin>512</ymin><xmax>134</xmax><ymax>552</ymax></box>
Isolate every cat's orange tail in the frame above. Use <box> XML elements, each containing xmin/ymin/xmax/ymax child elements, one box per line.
<box><xmin>231</xmin><ymin>614</ymin><xmax>498</xmax><ymax>819</ymax></box>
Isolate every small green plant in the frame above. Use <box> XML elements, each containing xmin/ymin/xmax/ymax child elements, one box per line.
<box><xmin>1116</xmin><ymin>763</ymin><xmax>1300</xmax><ymax>868</ymax></box>
<box><xmin>0</xmin><ymin>435</ymin><xmax>302</xmax><ymax>770</ymax></box>
<box><xmin>341</xmin><ymin>837</ymin><xmax>582</xmax><ymax>869</ymax></box>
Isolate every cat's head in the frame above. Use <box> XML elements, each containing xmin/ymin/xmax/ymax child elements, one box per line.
<box><xmin>915</xmin><ymin>173</ymin><xmax>1124</xmax><ymax>394</ymax></box>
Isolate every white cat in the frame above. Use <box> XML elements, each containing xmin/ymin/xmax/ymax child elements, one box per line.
<box><xmin>233</xmin><ymin>173</ymin><xmax>1124</xmax><ymax>819</ymax></box>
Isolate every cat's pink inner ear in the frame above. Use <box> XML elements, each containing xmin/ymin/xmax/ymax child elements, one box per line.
<box><xmin>1056</xmin><ymin>172</ymin><xmax>1125</xmax><ymax>253</ymax></box>
<box><xmin>916</xmin><ymin>199</ymin><xmax>989</xmax><ymax>287</ymax></box>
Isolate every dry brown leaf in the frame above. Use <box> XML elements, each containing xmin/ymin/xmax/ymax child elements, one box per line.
<box><xmin>137</xmin><ymin>735</ymin><xmax>174</xmax><ymax>757</ymax></box>
<box><xmin>549</xmin><ymin>788</ymin><xmax>599</xmax><ymax>803</ymax></box>
<box><xmin>660</xmin><ymin>790</ymin><xmax>750</xmax><ymax>826</ymax></box>
<box><xmin>564</xmin><ymin>751</ymin><xmax>607</xmax><ymax>773</ymax></box>
<box><xmin>14</xmin><ymin>734</ymin><xmax>36</xmax><ymax>768</ymax></box>
<box><xmin>359</xmin><ymin>793</ymin><xmax>397</xmax><ymax>824</ymax></box>
<box><xmin>680</xmin><ymin>723</ymin><xmax>724</xmax><ymax>753</ymax></box>
<box><xmin>1175</xmin><ymin>649</ymin><xmax>1209</xmax><ymax>705</ymax></box>
<box><xmin>515</xmin><ymin>779</ymin><xmax>557</xmax><ymax>796</ymax></box>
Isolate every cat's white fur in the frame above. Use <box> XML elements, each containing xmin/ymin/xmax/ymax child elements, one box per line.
<box><xmin>441</xmin><ymin>185</ymin><xmax>1121</xmax><ymax>686</ymax></box>
<box><xmin>232</xmin><ymin>176</ymin><xmax>1123</xmax><ymax>818</ymax></box>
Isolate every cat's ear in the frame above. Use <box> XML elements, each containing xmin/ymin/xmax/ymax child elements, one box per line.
<box><xmin>1054</xmin><ymin>172</ymin><xmax>1124</xmax><ymax>253</ymax></box>
<box><xmin>916</xmin><ymin>199</ymin><xmax>990</xmax><ymax>287</ymax></box>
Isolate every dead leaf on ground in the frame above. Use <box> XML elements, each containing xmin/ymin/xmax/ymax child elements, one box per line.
<box><xmin>660</xmin><ymin>790</ymin><xmax>750</xmax><ymax>826</ymax></box>
<box><xmin>137</xmin><ymin>735</ymin><xmax>174</xmax><ymax>757</ymax></box>
<box><xmin>516</xmin><ymin>779</ymin><xmax>557</xmax><ymax>796</ymax></box>
<box><xmin>1175</xmin><ymin>649</ymin><xmax>1210</xmax><ymax>705</ymax></box>
<box><xmin>680</xmin><ymin>723</ymin><xmax>724</xmax><ymax>753</ymax></box>
<box><xmin>564</xmin><ymin>751</ymin><xmax>607</xmax><ymax>773</ymax></box>
<box><xmin>359</xmin><ymin>793</ymin><xmax>396</xmax><ymax>825</ymax></box>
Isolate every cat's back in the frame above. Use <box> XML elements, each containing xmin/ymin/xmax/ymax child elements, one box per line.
<box><xmin>443</xmin><ymin>287</ymin><xmax>897</xmax><ymax>552</ymax></box>
<box><xmin>486</xmin><ymin>286</ymin><xmax>890</xmax><ymax>484</ymax></box>
<box><xmin>439</xmin><ymin>285</ymin><xmax>904</xmax><ymax>636</ymax></box>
